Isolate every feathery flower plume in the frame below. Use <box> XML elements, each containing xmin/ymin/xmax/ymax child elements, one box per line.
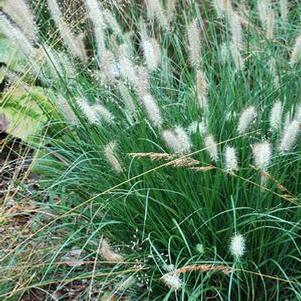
<box><xmin>228</xmin><ymin>11</ymin><xmax>243</xmax><ymax>48</ymax></box>
<box><xmin>198</xmin><ymin>119</ymin><xmax>208</xmax><ymax>136</ymax></box>
<box><xmin>252</xmin><ymin>141</ymin><xmax>272</xmax><ymax>170</ymax></box>
<box><xmin>161</xmin><ymin>272</ymin><xmax>182</xmax><ymax>290</ymax></box>
<box><xmin>266</xmin><ymin>9</ymin><xmax>275</xmax><ymax>39</ymax></box>
<box><xmin>269</xmin><ymin>58</ymin><xmax>279</xmax><ymax>87</ymax></box>
<box><xmin>100</xmin><ymin>238</ymin><xmax>123</xmax><ymax>262</ymax></box>
<box><xmin>141</xmin><ymin>94</ymin><xmax>163</xmax><ymax>128</ymax></box>
<box><xmin>229</xmin><ymin>42</ymin><xmax>244</xmax><ymax>70</ymax></box>
<box><xmin>162</xmin><ymin>127</ymin><xmax>192</xmax><ymax>154</ymax></box>
<box><xmin>204</xmin><ymin>134</ymin><xmax>218</xmax><ymax>162</ymax></box>
<box><xmin>0</xmin><ymin>11</ymin><xmax>36</xmax><ymax>58</ymax></box>
<box><xmin>76</xmin><ymin>98</ymin><xmax>99</xmax><ymax>124</ymax></box>
<box><xmin>295</xmin><ymin>104</ymin><xmax>301</xmax><ymax>122</ymax></box>
<box><xmin>224</xmin><ymin>146</ymin><xmax>238</xmax><ymax>173</ymax></box>
<box><xmin>257</xmin><ymin>0</ymin><xmax>271</xmax><ymax>28</ymax></box>
<box><xmin>118</xmin><ymin>56</ymin><xmax>138</xmax><ymax>85</ymax></box>
<box><xmin>196</xmin><ymin>70</ymin><xmax>208</xmax><ymax>109</ymax></box>
<box><xmin>85</xmin><ymin>0</ymin><xmax>105</xmax><ymax>63</ymax></box>
<box><xmin>136</xmin><ymin>66</ymin><xmax>150</xmax><ymax>97</ymax></box>
<box><xmin>104</xmin><ymin>141</ymin><xmax>123</xmax><ymax>174</ymax></box>
<box><xmin>257</xmin><ymin>0</ymin><xmax>274</xmax><ymax>38</ymax></box>
<box><xmin>2</xmin><ymin>0</ymin><xmax>37</xmax><ymax>42</ymax></box>
<box><xmin>99</xmin><ymin>50</ymin><xmax>119</xmax><ymax>81</ymax></box>
<box><xmin>213</xmin><ymin>0</ymin><xmax>232</xmax><ymax>18</ymax></box>
<box><xmin>237</xmin><ymin>106</ymin><xmax>256</xmax><ymax>134</ymax></box>
<box><xmin>117</xmin><ymin>82</ymin><xmax>137</xmax><ymax>121</ymax></box>
<box><xmin>57</xmin><ymin>96</ymin><xmax>78</xmax><ymax>125</ymax></box>
<box><xmin>187</xmin><ymin>19</ymin><xmax>201</xmax><ymax>67</ymax></box>
<box><xmin>47</xmin><ymin>0</ymin><xmax>87</xmax><ymax>62</ymax></box>
<box><xmin>290</xmin><ymin>35</ymin><xmax>301</xmax><ymax>65</ymax></box>
<box><xmin>269</xmin><ymin>100</ymin><xmax>283</xmax><ymax>131</ymax></box>
<box><xmin>141</xmin><ymin>38</ymin><xmax>161</xmax><ymax>71</ymax></box>
<box><xmin>145</xmin><ymin>0</ymin><xmax>168</xmax><ymax>28</ymax></box>
<box><xmin>279</xmin><ymin>120</ymin><xmax>300</xmax><ymax>152</ymax></box>
<box><xmin>166</xmin><ymin>0</ymin><xmax>177</xmax><ymax>20</ymax></box>
<box><xmin>230</xmin><ymin>233</ymin><xmax>246</xmax><ymax>258</ymax></box>
<box><xmin>92</xmin><ymin>104</ymin><xmax>114</xmax><ymax>124</ymax></box>
<box><xmin>103</xmin><ymin>9</ymin><xmax>122</xmax><ymax>38</ymax></box>
<box><xmin>279</xmin><ymin>0</ymin><xmax>288</xmax><ymax>22</ymax></box>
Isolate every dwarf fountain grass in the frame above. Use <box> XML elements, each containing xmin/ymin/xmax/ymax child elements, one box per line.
<box><xmin>1</xmin><ymin>0</ymin><xmax>301</xmax><ymax>300</ymax></box>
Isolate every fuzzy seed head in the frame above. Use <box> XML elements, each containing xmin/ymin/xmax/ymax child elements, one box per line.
<box><xmin>142</xmin><ymin>38</ymin><xmax>161</xmax><ymax>71</ymax></box>
<box><xmin>252</xmin><ymin>141</ymin><xmax>272</xmax><ymax>170</ymax></box>
<box><xmin>279</xmin><ymin>120</ymin><xmax>300</xmax><ymax>152</ymax></box>
<box><xmin>76</xmin><ymin>98</ymin><xmax>99</xmax><ymax>124</ymax></box>
<box><xmin>92</xmin><ymin>104</ymin><xmax>114</xmax><ymax>124</ymax></box>
<box><xmin>224</xmin><ymin>146</ymin><xmax>238</xmax><ymax>172</ymax></box>
<box><xmin>229</xmin><ymin>11</ymin><xmax>243</xmax><ymax>47</ymax></box>
<box><xmin>2</xmin><ymin>0</ymin><xmax>37</xmax><ymax>42</ymax></box>
<box><xmin>142</xmin><ymin>94</ymin><xmax>162</xmax><ymax>128</ymax></box>
<box><xmin>0</xmin><ymin>12</ymin><xmax>36</xmax><ymax>58</ymax></box>
<box><xmin>145</xmin><ymin>0</ymin><xmax>168</xmax><ymax>28</ymax></box>
<box><xmin>118</xmin><ymin>56</ymin><xmax>138</xmax><ymax>85</ymax></box>
<box><xmin>213</xmin><ymin>0</ymin><xmax>232</xmax><ymax>17</ymax></box>
<box><xmin>85</xmin><ymin>0</ymin><xmax>105</xmax><ymax>62</ymax></box>
<box><xmin>290</xmin><ymin>35</ymin><xmax>301</xmax><ymax>65</ymax></box>
<box><xmin>229</xmin><ymin>42</ymin><xmax>244</xmax><ymax>70</ymax></box>
<box><xmin>162</xmin><ymin>127</ymin><xmax>192</xmax><ymax>154</ymax></box>
<box><xmin>237</xmin><ymin>106</ymin><xmax>256</xmax><ymax>134</ymax></box>
<box><xmin>279</xmin><ymin>0</ymin><xmax>288</xmax><ymax>22</ymax></box>
<box><xmin>161</xmin><ymin>272</ymin><xmax>182</xmax><ymax>290</ymax></box>
<box><xmin>187</xmin><ymin>19</ymin><xmax>201</xmax><ymax>67</ymax></box>
<box><xmin>104</xmin><ymin>141</ymin><xmax>123</xmax><ymax>174</ymax></box>
<box><xmin>230</xmin><ymin>233</ymin><xmax>246</xmax><ymax>258</ymax></box>
<box><xmin>100</xmin><ymin>238</ymin><xmax>123</xmax><ymax>262</ymax></box>
<box><xmin>204</xmin><ymin>134</ymin><xmax>218</xmax><ymax>162</ymax></box>
<box><xmin>269</xmin><ymin>100</ymin><xmax>283</xmax><ymax>131</ymax></box>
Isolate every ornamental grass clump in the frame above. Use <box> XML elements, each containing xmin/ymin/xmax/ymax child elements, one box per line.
<box><xmin>0</xmin><ymin>0</ymin><xmax>300</xmax><ymax>300</ymax></box>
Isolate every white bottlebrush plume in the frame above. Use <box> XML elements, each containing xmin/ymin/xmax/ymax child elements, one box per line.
<box><xmin>85</xmin><ymin>0</ymin><xmax>105</xmax><ymax>63</ymax></box>
<box><xmin>228</xmin><ymin>11</ymin><xmax>243</xmax><ymax>48</ymax></box>
<box><xmin>224</xmin><ymin>146</ymin><xmax>238</xmax><ymax>172</ymax></box>
<box><xmin>230</xmin><ymin>233</ymin><xmax>246</xmax><ymax>258</ymax></box>
<box><xmin>103</xmin><ymin>9</ymin><xmax>122</xmax><ymax>37</ymax></box>
<box><xmin>162</xmin><ymin>127</ymin><xmax>192</xmax><ymax>154</ymax></box>
<box><xmin>187</xmin><ymin>121</ymin><xmax>199</xmax><ymax>134</ymax></box>
<box><xmin>117</xmin><ymin>82</ymin><xmax>137</xmax><ymax>120</ymax></box>
<box><xmin>100</xmin><ymin>50</ymin><xmax>119</xmax><ymax>81</ymax></box>
<box><xmin>279</xmin><ymin>120</ymin><xmax>300</xmax><ymax>152</ymax></box>
<box><xmin>161</xmin><ymin>272</ymin><xmax>182</xmax><ymax>291</ymax></box>
<box><xmin>269</xmin><ymin>100</ymin><xmax>283</xmax><ymax>131</ymax></box>
<box><xmin>47</xmin><ymin>0</ymin><xmax>87</xmax><ymax>62</ymax></box>
<box><xmin>252</xmin><ymin>141</ymin><xmax>272</xmax><ymax>170</ymax></box>
<box><xmin>145</xmin><ymin>0</ymin><xmax>168</xmax><ymax>28</ymax></box>
<box><xmin>2</xmin><ymin>0</ymin><xmax>37</xmax><ymax>42</ymax></box>
<box><xmin>295</xmin><ymin>104</ymin><xmax>301</xmax><ymax>122</ymax></box>
<box><xmin>187</xmin><ymin>19</ymin><xmax>201</xmax><ymax>67</ymax></box>
<box><xmin>142</xmin><ymin>94</ymin><xmax>163</xmax><ymax>128</ymax></box>
<box><xmin>229</xmin><ymin>42</ymin><xmax>244</xmax><ymax>70</ymax></box>
<box><xmin>279</xmin><ymin>0</ymin><xmax>288</xmax><ymax>22</ymax></box>
<box><xmin>103</xmin><ymin>141</ymin><xmax>123</xmax><ymax>174</ymax></box>
<box><xmin>0</xmin><ymin>11</ymin><xmax>36</xmax><ymax>58</ymax></box>
<box><xmin>136</xmin><ymin>66</ymin><xmax>150</xmax><ymax>97</ymax></box>
<box><xmin>204</xmin><ymin>134</ymin><xmax>218</xmax><ymax>162</ymax></box>
<box><xmin>57</xmin><ymin>96</ymin><xmax>78</xmax><ymax>125</ymax></box>
<box><xmin>196</xmin><ymin>69</ymin><xmax>208</xmax><ymax>109</ymax></box>
<box><xmin>118</xmin><ymin>56</ymin><xmax>138</xmax><ymax>85</ymax></box>
<box><xmin>92</xmin><ymin>104</ymin><xmax>114</xmax><ymax>124</ymax></box>
<box><xmin>290</xmin><ymin>35</ymin><xmax>301</xmax><ymax>65</ymax></box>
<box><xmin>266</xmin><ymin>9</ymin><xmax>275</xmax><ymax>39</ymax></box>
<box><xmin>198</xmin><ymin>119</ymin><xmax>208</xmax><ymax>136</ymax></box>
<box><xmin>257</xmin><ymin>0</ymin><xmax>271</xmax><ymax>28</ymax></box>
<box><xmin>100</xmin><ymin>238</ymin><xmax>123</xmax><ymax>262</ymax></box>
<box><xmin>237</xmin><ymin>106</ymin><xmax>256</xmax><ymax>134</ymax></box>
<box><xmin>76</xmin><ymin>98</ymin><xmax>99</xmax><ymax>124</ymax></box>
<box><xmin>141</xmin><ymin>38</ymin><xmax>161</xmax><ymax>71</ymax></box>
<box><xmin>213</xmin><ymin>0</ymin><xmax>232</xmax><ymax>18</ymax></box>
<box><xmin>166</xmin><ymin>0</ymin><xmax>177</xmax><ymax>20</ymax></box>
